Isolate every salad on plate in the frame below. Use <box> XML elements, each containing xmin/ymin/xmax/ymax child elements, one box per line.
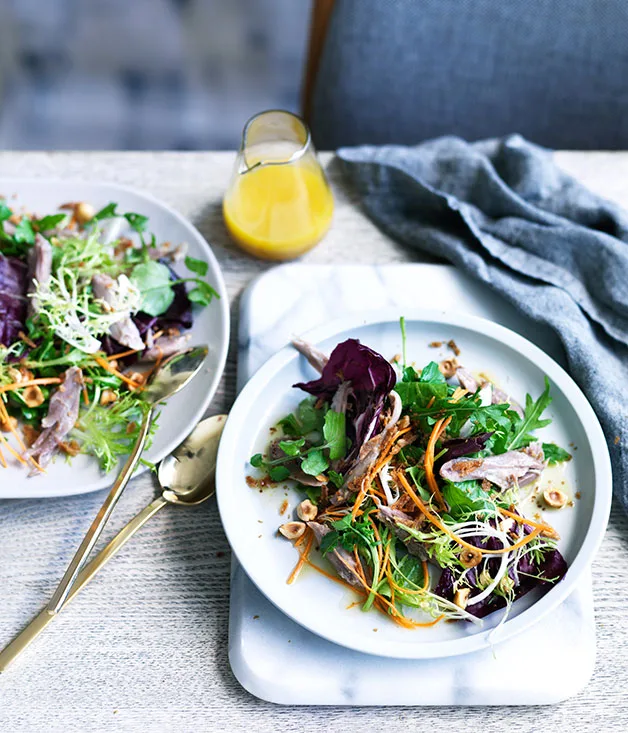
<box><xmin>250</xmin><ymin>320</ymin><xmax>573</xmax><ymax>629</ymax></box>
<box><xmin>0</xmin><ymin>199</ymin><xmax>218</xmax><ymax>475</ymax></box>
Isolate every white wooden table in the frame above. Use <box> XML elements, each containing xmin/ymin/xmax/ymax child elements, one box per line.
<box><xmin>1</xmin><ymin>152</ymin><xmax>627</xmax><ymax>732</ymax></box>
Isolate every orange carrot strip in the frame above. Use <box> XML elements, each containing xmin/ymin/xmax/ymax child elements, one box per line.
<box><xmin>93</xmin><ymin>356</ymin><xmax>141</xmax><ymax>389</ymax></box>
<box><xmin>0</xmin><ymin>377</ymin><xmax>62</xmax><ymax>393</ymax></box>
<box><xmin>0</xmin><ymin>434</ymin><xmax>27</xmax><ymax>465</ymax></box>
<box><xmin>499</xmin><ymin>507</ymin><xmax>560</xmax><ymax>540</ymax></box>
<box><xmin>287</xmin><ymin>532</ymin><xmax>314</xmax><ymax>585</ymax></box>
<box><xmin>423</xmin><ymin>415</ymin><xmax>452</xmax><ymax>511</ymax></box>
<box><xmin>106</xmin><ymin>348</ymin><xmax>141</xmax><ymax>360</ymax></box>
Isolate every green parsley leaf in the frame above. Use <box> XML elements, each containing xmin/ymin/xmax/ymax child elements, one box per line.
<box><xmin>442</xmin><ymin>480</ymin><xmax>496</xmax><ymax>520</ymax></box>
<box><xmin>278</xmin><ymin>437</ymin><xmax>306</xmax><ymax>456</ymax></box>
<box><xmin>35</xmin><ymin>213</ymin><xmax>67</xmax><ymax>231</ymax></box>
<box><xmin>124</xmin><ymin>212</ymin><xmax>148</xmax><ymax>234</ymax></box>
<box><xmin>131</xmin><ymin>261</ymin><xmax>175</xmax><ymax>316</ymax></box>
<box><xmin>327</xmin><ymin>470</ymin><xmax>344</xmax><ymax>489</ymax></box>
<box><xmin>420</xmin><ymin>361</ymin><xmax>446</xmax><ymax>384</ymax></box>
<box><xmin>298</xmin><ymin>398</ymin><xmax>325</xmax><ymax>433</ymax></box>
<box><xmin>320</xmin><ymin>530</ymin><xmax>340</xmax><ymax>555</ymax></box>
<box><xmin>277</xmin><ymin>413</ymin><xmax>301</xmax><ymax>436</ymax></box>
<box><xmin>301</xmin><ymin>448</ymin><xmax>329</xmax><ymax>476</ymax></box>
<box><xmin>396</xmin><ymin>380</ymin><xmax>448</xmax><ymax>409</ymax></box>
<box><xmin>13</xmin><ymin>217</ymin><xmax>36</xmax><ymax>245</ymax></box>
<box><xmin>304</xmin><ymin>486</ymin><xmax>322</xmax><ymax>504</ymax></box>
<box><xmin>269</xmin><ymin>465</ymin><xmax>291</xmax><ymax>482</ymax></box>
<box><xmin>92</xmin><ymin>202</ymin><xmax>118</xmax><ymax>221</ymax></box>
<box><xmin>185</xmin><ymin>256</ymin><xmax>209</xmax><ymax>277</ymax></box>
<box><xmin>542</xmin><ymin>442</ymin><xmax>572</xmax><ymax>465</ymax></box>
<box><xmin>250</xmin><ymin>453</ymin><xmax>264</xmax><ymax>468</ymax></box>
<box><xmin>0</xmin><ymin>202</ymin><xmax>12</xmax><ymax>221</ymax></box>
<box><xmin>188</xmin><ymin>281</ymin><xmax>218</xmax><ymax>306</ymax></box>
<box><xmin>323</xmin><ymin>410</ymin><xmax>347</xmax><ymax>460</ymax></box>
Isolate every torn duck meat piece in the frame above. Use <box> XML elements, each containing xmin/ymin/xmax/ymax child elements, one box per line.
<box><xmin>377</xmin><ymin>506</ymin><xmax>428</xmax><ymax>560</ymax></box>
<box><xmin>142</xmin><ymin>332</ymin><xmax>190</xmax><ymax>361</ymax></box>
<box><xmin>331</xmin><ymin>414</ymin><xmax>411</xmax><ymax>505</ymax></box>
<box><xmin>491</xmin><ymin>385</ymin><xmax>524</xmax><ymax>418</ymax></box>
<box><xmin>456</xmin><ymin>366</ymin><xmax>479</xmax><ymax>393</ymax></box>
<box><xmin>307</xmin><ymin>521</ymin><xmax>364</xmax><ymax>588</ymax></box>
<box><xmin>292</xmin><ymin>337</ymin><xmax>329</xmax><ymax>374</ymax></box>
<box><xmin>26</xmin><ymin>234</ymin><xmax>52</xmax><ymax>317</ymax></box>
<box><xmin>91</xmin><ymin>273</ymin><xmax>144</xmax><ymax>351</ymax></box>
<box><xmin>439</xmin><ymin>445</ymin><xmax>545</xmax><ymax>490</ymax></box>
<box><xmin>26</xmin><ymin>366</ymin><xmax>84</xmax><ymax>469</ymax></box>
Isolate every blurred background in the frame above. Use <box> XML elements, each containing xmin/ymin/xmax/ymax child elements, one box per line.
<box><xmin>0</xmin><ymin>0</ymin><xmax>311</xmax><ymax>150</ymax></box>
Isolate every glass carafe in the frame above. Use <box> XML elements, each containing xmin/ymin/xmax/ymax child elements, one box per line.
<box><xmin>223</xmin><ymin>110</ymin><xmax>334</xmax><ymax>260</ymax></box>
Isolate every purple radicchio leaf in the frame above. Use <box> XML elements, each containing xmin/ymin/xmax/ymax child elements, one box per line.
<box><xmin>0</xmin><ymin>254</ymin><xmax>28</xmax><ymax>346</ymax></box>
<box><xmin>294</xmin><ymin>338</ymin><xmax>396</xmax><ymax>464</ymax></box>
<box><xmin>440</xmin><ymin>432</ymin><xmax>493</xmax><ymax>463</ymax></box>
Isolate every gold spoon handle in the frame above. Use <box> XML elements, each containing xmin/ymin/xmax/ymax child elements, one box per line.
<box><xmin>0</xmin><ymin>495</ymin><xmax>168</xmax><ymax>672</ymax></box>
<box><xmin>47</xmin><ymin>407</ymin><xmax>154</xmax><ymax>614</ymax></box>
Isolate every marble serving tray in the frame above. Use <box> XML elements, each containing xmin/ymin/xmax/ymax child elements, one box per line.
<box><xmin>228</xmin><ymin>263</ymin><xmax>595</xmax><ymax>706</ymax></box>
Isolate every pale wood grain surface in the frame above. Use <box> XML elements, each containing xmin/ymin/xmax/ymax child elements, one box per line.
<box><xmin>0</xmin><ymin>152</ymin><xmax>626</xmax><ymax>732</ymax></box>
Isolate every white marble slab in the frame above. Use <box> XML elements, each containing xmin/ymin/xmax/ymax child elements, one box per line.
<box><xmin>229</xmin><ymin>263</ymin><xmax>595</xmax><ymax>706</ymax></box>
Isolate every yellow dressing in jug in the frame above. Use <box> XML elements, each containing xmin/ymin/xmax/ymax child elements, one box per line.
<box><xmin>223</xmin><ymin>111</ymin><xmax>334</xmax><ymax>260</ymax></box>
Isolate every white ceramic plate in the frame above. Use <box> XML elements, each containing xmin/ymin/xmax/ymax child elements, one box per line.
<box><xmin>216</xmin><ymin>309</ymin><xmax>612</xmax><ymax>659</ymax></box>
<box><xmin>0</xmin><ymin>179</ymin><xmax>229</xmax><ymax>499</ymax></box>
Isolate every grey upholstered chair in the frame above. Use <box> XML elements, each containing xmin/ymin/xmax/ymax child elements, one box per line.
<box><xmin>308</xmin><ymin>0</ymin><xmax>628</xmax><ymax>149</ymax></box>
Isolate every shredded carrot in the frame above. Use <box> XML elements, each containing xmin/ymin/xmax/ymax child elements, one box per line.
<box><xmin>93</xmin><ymin>355</ymin><xmax>141</xmax><ymax>389</ymax></box>
<box><xmin>106</xmin><ymin>347</ymin><xmax>141</xmax><ymax>361</ymax></box>
<box><xmin>0</xmin><ymin>433</ymin><xmax>27</xmax><ymax>466</ymax></box>
<box><xmin>0</xmin><ymin>377</ymin><xmax>62</xmax><ymax>394</ymax></box>
<box><xmin>0</xmin><ymin>444</ymin><xmax>7</xmax><ymax>468</ymax></box>
<box><xmin>351</xmin><ymin>425</ymin><xmax>412</xmax><ymax>520</ymax></box>
<box><xmin>499</xmin><ymin>507</ymin><xmax>560</xmax><ymax>540</ymax></box>
<box><xmin>0</xmin><ymin>399</ymin><xmax>39</xmax><ymax>470</ymax></box>
<box><xmin>421</xmin><ymin>560</ymin><xmax>430</xmax><ymax>591</ymax></box>
<box><xmin>287</xmin><ymin>532</ymin><xmax>314</xmax><ymax>585</ymax></box>
<box><xmin>423</xmin><ymin>415</ymin><xmax>452</xmax><ymax>511</ymax></box>
<box><xmin>82</xmin><ymin>386</ymin><xmax>89</xmax><ymax>406</ymax></box>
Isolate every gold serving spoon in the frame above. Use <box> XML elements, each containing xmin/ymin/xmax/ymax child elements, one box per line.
<box><xmin>48</xmin><ymin>345</ymin><xmax>208</xmax><ymax>614</ymax></box>
<box><xmin>0</xmin><ymin>413</ymin><xmax>226</xmax><ymax>672</ymax></box>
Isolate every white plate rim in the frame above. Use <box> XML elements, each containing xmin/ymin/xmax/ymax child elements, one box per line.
<box><xmin>217</xmin><ymin>308</ymin><xmax>612</xmax><ymax>659</ymax></box>
<box><xmin>0</xmin><ymin>177</ymin><xmax>230</xmax><ymax>499</ymax></box>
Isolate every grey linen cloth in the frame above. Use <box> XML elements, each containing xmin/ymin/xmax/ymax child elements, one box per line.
<box><xmin>337</xmin><ymin>135</ymin><xmax>627</xmax><ymax>510</ymax></box>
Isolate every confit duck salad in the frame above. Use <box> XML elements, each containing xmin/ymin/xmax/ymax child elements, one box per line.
<box><xmin>0</xmin><ymin>200</ymin><xmax>217</xmax><ymax>475</ymax></box>
<box><xmin>250</xmin><ymin>322</ymin><xmax>572</xmax><ymax>628</ymax></box>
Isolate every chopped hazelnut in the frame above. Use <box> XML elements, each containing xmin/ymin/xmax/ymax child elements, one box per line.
<box><xmin>543</xmin><ymin>488</ymin><xmax>568</xmax><ymax>509</ymax></box>
<box><xmin>22</xmin><ymin>385</ymin><xmax>44</xmax><ymax>408</ymax></box>
<box><xmin>278</xmin><ymin>521</ymin><xmax>306</xmax><ymax>540</ymax></box>
<box><xmin>459</xmin><ymin>546</ymin><xmax>482</xmax><ymax>568</ymax></box>
<box><xmin>99</xmin><ymin>389</ymin><xmax>118</xmax><ymax>406</ymax></box>
<box><xmin>454</xmin><ymin>588</ymin><xmax>471</xmax><ymax>609</ymax></box>
<box><xmin>59</xmin><ymin>440</ymin><xmax>81</xmax><ymax>456</ymax></box>
<box><xmin>75</xmin><ymin>202</ymin><xmax>95</xmax><ymax>225</ymax></box>
<box><xmin>296</xmin><ymin>499</ymin><xmax>318</xmax><ymax>522</ymax></box>
<box><xmin>22</xmin><ymin>424</ymin><xmax>40</xmax><ymax>447</ymax></box>
<box><xmin>439</xmin><ymin>358</ymin><xmax>459</xmax><ymax>378</ymax></box>
<box><xmin>0</xmin><ymin>415</ymin><xmax>17</xmax><ymax>433</ymax></box>
<box><xmin>127</xmin><ymin>372</ymin><xmax>146</xmax><ymax>387</ymax></box>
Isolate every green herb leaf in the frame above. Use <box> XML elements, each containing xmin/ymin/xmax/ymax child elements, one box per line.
<box><xmin>277</xmin><ymin>413</ymin><xmax>301</xmax><ymax>436</ymax></box>
<box><xmin>278</xmin><ymin>437</ymin><xmax>306</xmax><ymax>456</ymax></box>
<box><xmin>301</xmin><ymin>448</ymin><xmax>329</xmax><ymax>476</ymax></box>
<box><xmin>327</xmin><ymin>470</ymin><xmax>344</xmax><ymax>489</ymax></box>
<box><xmin>304</xmin><ymin>486</ymin><xmax>322</xmax><ymax>504</ymax></box>
<box><xmin>298</xmin><ymin>398</ymin><xmax>325</xmax><ymax>433</ymax></box>
<box><xmin>92</xmin><ymin>203</ymin><xmax>118</xmax><ymax>222</ymax></box>
<box><xmin>406</xmin><ymin>466</ymin><xmax>432</xmax><ymax>502</ymax></box>
<box><xmin>442</xmin><ymin>480</ymin><xmax>495</xmax><ymax>520</ymax></box>
<box><xmin>506</xmin><ymin>377</ymin><xmax>552</xmax><ymax>451</ymax></box>
<box><xmin>400</xmin><ymin>316</ymin><xmax>407</xmax><ymax>368</ymax></box>
<box><xmin>0</xmin><ymin>202</ymin><xmax>12</xmax><ymax>221</ymax></box>
<box><xmin>185</xmin><ymin>256</ymin><xmax>209</xmax><ymax>277</ymax></box>
<box><xmin>188</xmin><ymin>282</ymin><xmax>217</xmax><ymax>306</ymax></box>
<box><xmin>396</xmin><ymin>380</ymin><xmax>448</xmax><ymax>409</ymax></box>
<box><xmin>124</xmin><ymin>212</ymin><xmax>148</xmax><ymax>234</ymax></box>
<box><xmin>323</xmin><ymin>410</ymin><xmax>347</xmax><ymax>460</ymax></box>
<box><xmin>420</xmin><ymin>361</ymin><xmax>446</xmax><ymax>384</ymax></box>
<box><xmin>250</xmin><ymin>453</ymin><xmax>264</xmax><ymax>468</ymax></box>
<box><xmin>320</xmin><ymin>530</ymin><xmax>340</xmax><ymax>555</ymax></box>
<box><xmin>269</xmin><ymin>465</ymin><xmax>291</xmax><ymax>482</ymax></box>
<box><xmin>13</xmin><ymin>217</ymin><xmax>36</xmax><ymax>245</ymax></box>
<box><xmin>35</xmin><ymin>213</ymin><xmax>67</xmax><ymax>231</ymax></box>
<box><xmin>542</xmin><ymin>442</ymin><xmax>572</xmax><ymax>465</ymax></box>
<box><xmin>131</xmin><ymin>261</ymin><xmax>175</xmax><ymax>316</ymax></box>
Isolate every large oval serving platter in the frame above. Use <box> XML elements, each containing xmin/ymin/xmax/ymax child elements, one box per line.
<box><xmin>0</xmin><ymin>179</ymin><xmax>229</xmax><ymax>498</ymax></box>
<box><xmin>216</xmin><ymin>310</ymin><xmax>611</xmax><ymax>659</ymax></box>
